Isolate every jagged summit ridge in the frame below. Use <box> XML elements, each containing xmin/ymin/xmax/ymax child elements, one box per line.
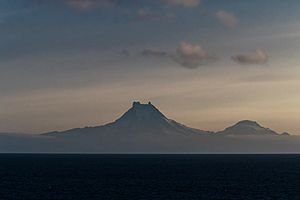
<box><xmin>115</xmin><ymin>101</ymin><xmax>167</xmax><ymax>124</ymax></box>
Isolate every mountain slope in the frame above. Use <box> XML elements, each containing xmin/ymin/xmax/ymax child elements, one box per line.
<box><xmin>217</xmin><ymin>120</ymin><xmax>279</xmax><ymax>136</ymax></box>
<box><xmin>45</xmin><ymin>101</ymin><xmax>208</xmax><ymax>137</ymax></box>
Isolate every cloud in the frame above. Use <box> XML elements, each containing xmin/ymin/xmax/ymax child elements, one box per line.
<box><xmin>163</xmin><ymin>0</ymin><xmax>201</xmax><ymax>7</ymax></box>
<box><xmin>173</xmin><ymin>42</ymin><xmax>210</xmax><ymax>68</ymax></box>
<box><xmin>214</xmin><ymin>10</ymin><xmax>238</xmax><ymax>28</ymax></box>
<box><xmin>231</xmin><ymin>50</ymin><xmax>269</xmax><ymax>65</ymax></box>
<box><xmin>140</xmin><ymin>49</ymin><xmax>169</xmax><ymax>57</ymax></box>
<box><xmin>138</xmin><ymin>42</ymin><xmax>211</xmax><ymax>69</ymax></box>
<box><xmin>64</xmin><ymin>0</ymin><xmax>116</xmax><ymax>11</ymax></box>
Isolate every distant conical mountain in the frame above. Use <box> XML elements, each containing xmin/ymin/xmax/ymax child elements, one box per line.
<box><xmin>217</xmin><ymin>120</ymin><xmax>279</xmax><ymax>136</ymax></box>
<box><xmin>110</xmin><ymin>101</ymin><xmax>207</xmax><ymax>135</ymax></box>
<box><xmin>45</xmin><ymin>101</ymin><xmax>208</xmax><ymax>137</ymax></box>
<box><xmin>0</xmin><ymin>102</ymin><xmax>294</xmax><ymax>153</ymax></box>
<box><xmin>45</xmin><ymin>102</ymin><xmax>290</xmax><ymax>138</ymax></box>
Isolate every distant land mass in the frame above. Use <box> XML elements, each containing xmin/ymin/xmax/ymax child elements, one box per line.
<box><xmin>45</xmin><ymin>102</ymin><xmax>288</xmax><ymax>137</ymax></box>
<box><xmin>1</xmin><ymin>101</ymin><xmax>299</xmax><ymax>153</ymax></box>
<box><xmin>45</xmin><ymin>101</ymin><xmax>209</xmax><ymax>137</ymax></box>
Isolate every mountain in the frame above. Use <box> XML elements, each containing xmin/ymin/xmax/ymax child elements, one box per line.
<box><xmin>281</xmin><ymin>132</ymin><xmax>290</xmax><ymax>136</ymax></box>
<box><xmin>0</xmin><ymin>102</ymin><xmax>297</xmax><ymax>153</ymax></box>
<box><xmin>46</xmin><ymin>103</ymin><xmax>290</xmax><ymax>138</ymax></box>
<box><xmin>45</xmin><ymin>101</ymin><xmax>208</xmax><ymax>137</ymax></box>
<box><xmin>217</xmin><ymin>120</ymin><xmax>280</xmax><ymax>136</ymax></box>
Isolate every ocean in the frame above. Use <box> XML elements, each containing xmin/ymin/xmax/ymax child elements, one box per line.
<box><xmin>0</xmin><ymin>154</ymin><xmax>299</xmax><ymax>200</ymax></box>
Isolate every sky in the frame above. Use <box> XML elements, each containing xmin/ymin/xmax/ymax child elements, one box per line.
<box><xmin>1</xmin><ymin>0</ymin><xmax>300</xmax><ymax>134</ymax></box>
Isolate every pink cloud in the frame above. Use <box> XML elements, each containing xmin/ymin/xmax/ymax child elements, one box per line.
<box><xmin>174</xmin><ymin>42</ymin><xmax>210</xmax><ymax>68</ymax></box>
<box><xmin>232</xmin><ymin>50</ymin><xmax>269</xmax><ymax>65</ymax></box>
<box><xmin>214</xmin><ymin>10</ymin><xmax>238</xmax><ymax>28</ymax></box>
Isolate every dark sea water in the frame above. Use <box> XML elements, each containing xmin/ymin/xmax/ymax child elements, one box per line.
<box><xmin>0</xmin><ymin>154</ymin><xmax>300</xmax><ymax>200</ymax></box>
